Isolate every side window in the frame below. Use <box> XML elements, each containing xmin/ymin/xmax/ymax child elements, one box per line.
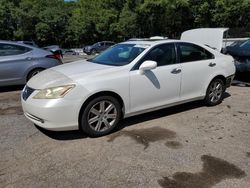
<box><xmin>140</xmin><ymin>43</ymin><xmax>176</xmax><ymax>67</ymax></box>
<box><xmin>106</xmin><ymin>42</ymin><xmax>114</xmax><ymax>47</ymax></box>
<box><xmin>178</xmin><ymin>43</ymin><xmax>214</xmax><ymax>63</ymax></box>
<box><xmin>0</xmin><ymin>43</ymin><xmax>31</xmax><ymax>56</ymax></box>
<box><xmin>100</xmin><ymin>42</ymin><xmax>105</xmax><ymax>46</ymax></box>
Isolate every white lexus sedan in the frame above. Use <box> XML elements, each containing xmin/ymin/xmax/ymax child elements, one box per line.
<box><xmin>21</xmin><ymin>30</ymin><xmax>235</xmax><ymax>137</ymax></box>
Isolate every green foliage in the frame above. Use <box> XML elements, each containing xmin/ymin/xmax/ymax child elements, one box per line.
<box><xmin>0</xmin><ymin>0</ymin><xmax>249</xmax><ymax>47</ymax></box>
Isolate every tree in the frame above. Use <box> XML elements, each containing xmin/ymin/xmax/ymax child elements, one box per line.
<box><xmin>0</xmin><ymin>0</ymin><xmax>16</xmax><ymax>40</ymax></box>
<box><xmin>0</xmin><ymin>0</ymin><xmax>249</xmax><ymax>47</ymax></box>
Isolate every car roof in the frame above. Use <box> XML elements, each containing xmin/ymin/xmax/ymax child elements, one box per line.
<box><xmin>120</xmin><ymin>39</ymin><xmax>218</xmax><ymax>53</ymax></box>
<box><xmin>0</xmin><ymin>40</ymin><xmax>36</xmax><ymax>49</ymax></box>
<box><xmin>96</xmin><ymin>41</ymin><xmax>114</xmax><ymax>43</ymax></box>
<box><xmin>121</xmin><ymin>39</ymin><xmax>180</xmax><ymax>46</ymax></box>
<box><xmin>17</xmin><ymin>41</ymin><xmax>35</xmax><ymax>43</ymax></box>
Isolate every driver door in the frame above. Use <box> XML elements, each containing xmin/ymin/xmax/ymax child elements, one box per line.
<box><xmin>129</xmin><ymin>43</ymin><xmax>182</xmax><ymax>114</ymax></box>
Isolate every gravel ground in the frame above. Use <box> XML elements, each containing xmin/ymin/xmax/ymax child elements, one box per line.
<box><xmin>0</xmin><ymin>63</ymin><xmax>249</xmax><ymax>187</ymax></box>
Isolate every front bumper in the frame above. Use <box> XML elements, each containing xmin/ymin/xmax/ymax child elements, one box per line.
<box><xmin>21</xmin><ymin>86</ymin><xmax>84</xmax><ymax>131</ymax></box>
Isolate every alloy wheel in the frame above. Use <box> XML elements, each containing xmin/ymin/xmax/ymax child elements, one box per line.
<box><xmin>208</xmin><ymin>81</ymin><xmax>223</xmax><ymax>103</ymax></box>
<box><xmin>87</xmin><ymin>100</ymin><xmax>118</xmax><ymax>132</ymax></box>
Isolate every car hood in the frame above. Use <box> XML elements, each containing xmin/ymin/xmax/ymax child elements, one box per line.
<box><xmin>27</xmin><ymin>60</ymin><xmax>117</xmax><ymax>89</ymax></box>
<box><xmin>27</xmin><ymin>69</ymin><xmax>74</xmax><ymax>89</ymax></box>
<box><xmin>181</xmin><ymin>28</ymin><xmax>229</xmax><ymax>52</ymax></box>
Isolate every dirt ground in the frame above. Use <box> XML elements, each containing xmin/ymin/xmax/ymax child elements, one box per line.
<box><xmin>0</xmin><ymin>63</ymin><xmax>249</xmax><ymax>187</ymax></box>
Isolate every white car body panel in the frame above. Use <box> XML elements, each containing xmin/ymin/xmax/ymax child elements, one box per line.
<box><xmin>21</xmin><ymin>37</ymin><xmax>235</xmax><ymax>131</ymax></box>
<box><xmin>181</xmin><ymin>28</ymin><xmax>229</xmax><ymax>52</ymax></box>
<box><xmin>129</xmin><ymin>64</ymin><xmax>181</xmax><ymax>113</ymax></box>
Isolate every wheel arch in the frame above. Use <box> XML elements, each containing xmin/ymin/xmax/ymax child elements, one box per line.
<box><xmin>78</xmin><ymin>91</ymin><xmax>125</xmax><ymax>128</ymax></box>
<box><xmin>91</xmin><ymin>48</ymin><xmax>97</xmax><ymax>53</ymax></box>
<box><xmin>210</xmin><ymin>75</ymin><xmax>226</xmax><ymax>85</ymax></box>
<box><xmin>26</xmin><ymin>67</ymin><xmax>45</xmax><ymax>81</ymax></box>
<box><xmin>205</xmin><ymin>74</ymin><xmax>227</xmax><ymax>94</ymax></box>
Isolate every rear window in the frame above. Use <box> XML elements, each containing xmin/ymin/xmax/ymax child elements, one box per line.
<box><xmin>0</xmin><ymin>43</ymin><xmax>31</xmax><ymax>56</ymax></box>
<box><xmin>178</xmin><ymin>43</ymin><xmax>214</xmax><ymax>63</ymax></box>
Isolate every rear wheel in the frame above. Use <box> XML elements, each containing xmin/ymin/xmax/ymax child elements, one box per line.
<box><xmin>205</xmin><ymin>78</ymin><xmax>225</xmax><ymax>106</ymax></box>
<box><xmin>80</xmin><ymin>96</ymin><xmax>122</xmax><ymax>137</ymax></box>
<box><xmin>27</xmin><ymin>68</ymin><xmax>44</xmax><ymax>81</ymax></box>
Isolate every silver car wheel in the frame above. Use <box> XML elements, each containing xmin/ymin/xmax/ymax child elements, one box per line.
<box><xmin>208</xmin><ymin>81</ymin><xmax>223</xmax><ymax>103</ymax></box>
<box><xmin>88</xmin><ymin>100</ymin><xmax>118</xmax><ymax>132</ymax></box>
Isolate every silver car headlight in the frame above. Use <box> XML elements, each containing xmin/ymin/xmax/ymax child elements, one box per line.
<box><xmin>33</xmin><ymin>84</ymin><xmax>75</xmax><ymax>99</ymax></box>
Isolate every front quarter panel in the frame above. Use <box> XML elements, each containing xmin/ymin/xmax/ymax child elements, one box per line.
<box><xmin>74</xmin><ymin>67</ymin><xmax>130</xmax><ymax>116</ymax></box>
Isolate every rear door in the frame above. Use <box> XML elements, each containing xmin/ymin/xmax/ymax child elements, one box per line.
<box><xmin>0</xmin><ymin>43</ymin><xmax>33</xmax><ymax>85</ymax></box>
<box><xmin>177</xmin><ymin>42</ymin><xmax>216</xmax><ymax>100</ymax></box>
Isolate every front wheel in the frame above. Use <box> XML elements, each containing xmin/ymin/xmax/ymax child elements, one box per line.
<box><xmin>91</xmin><ymin>49</ymin><xmax>97</xmax><ymax>55</ymax></box>
<box><xmin>80</xmin><ymin>96</ymin><xmax>122</xmax><ymax>137</ymax></box>
<box><xmin>205</xmin><ymin>79</ymin><xmax>225</xmax><ymax>106</ymax></box>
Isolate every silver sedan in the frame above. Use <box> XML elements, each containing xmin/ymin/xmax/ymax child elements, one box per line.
<box><xmin>0</xmin><ymin>40</ymin><xmax>62</xmax><ymax>86</ymax></box>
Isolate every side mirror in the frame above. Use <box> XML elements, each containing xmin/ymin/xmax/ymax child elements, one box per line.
<box><xmin>139</xmin><ymin>60</ymin><xmax>157</xmax><ymax>74</ymax></box>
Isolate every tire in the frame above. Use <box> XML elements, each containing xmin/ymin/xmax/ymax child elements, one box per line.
<box><xmin>205</xmin><ymin>78</ymin><xmax>225</xmax><ymax>106</ymax></box>
<box><xmin>27</xmin><ymin>68</ymin><xmax>44</xmax><ymax>81</ymax></box>
<box><xmin>80</xmin><ymin>96</ymin><xmax>122</xmax><ymax>137</ymax></box>
<box><xmin>91</xmin><ymin>49</ymin><xmax>97</xmax><ymax>55</ymax></box>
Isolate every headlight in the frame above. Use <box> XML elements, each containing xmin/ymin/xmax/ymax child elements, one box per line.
<box><xmin>33</xmin><ymin>84</ymin><xmax>75</xmax><ymax>99</ymax></box>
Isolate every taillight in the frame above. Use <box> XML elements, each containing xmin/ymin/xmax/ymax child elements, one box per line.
<box><xmin>46</xmin><ymin>54</ymin><xmax>63</xmax><ymax>64</ymax></box>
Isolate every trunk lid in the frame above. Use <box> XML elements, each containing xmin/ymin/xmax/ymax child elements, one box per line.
<box><xmin>181</xmin><ymin>28</ymin><xmax>229</xmax><ymax>52</ymax></box>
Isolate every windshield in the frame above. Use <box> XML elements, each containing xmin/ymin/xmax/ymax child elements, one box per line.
<box><xmin>230</xmin><ymin>40</ymin><xmax>248</xmax><ymax>47</ymax></box>
<box><xmin>90</xmin><ymin>44</ymin><xmax>146</xmax><ymax>66</ymax></box>
<box><xmin>240</xmin><ymin>40</ymin><xmax>250</xmax><ymax>48</ymax></box>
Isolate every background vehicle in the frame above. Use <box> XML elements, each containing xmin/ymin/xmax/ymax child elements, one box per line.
<box><xmin>62</xmin><ymin>49</ymin><xmax>79</xmax><ymax>55</ymax></box>
<box><xmin>22</xmin><ymin>31</ymin><xmax>235</xmax><ymax>137</ymax></box>
<box><xmin>225</xmin><ymin>39</ymin><xmax>250</xmax><ymax>72</ymax></box>
<box><xmin>0</xmin><ymin>40</ymin><xmax>62</xmax><ymax>86</ymax></box>
<box><xmin>83</xmin><ymin>41</ymin><xmax>115</xmax><ymax>55</ymax></box>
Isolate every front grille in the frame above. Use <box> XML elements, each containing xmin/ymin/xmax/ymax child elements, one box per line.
<box><xmin>22</xmin><ymin>86</ymin><xmax>35</xmax><ymax>101</ymax></box>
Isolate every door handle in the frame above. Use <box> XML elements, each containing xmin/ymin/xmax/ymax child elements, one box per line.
<box><xmin>171</xmin><ymin>68</ymin><xmax>181</xmax><ymax>74</ymax></box>
<box><xmin>26</xmin><ymin>57</ymin><xmax>32</xmax><ymax>60</ymax></box>
<box><xmin>209</xmin><ymin>62</ymin><xmax>216</xmax><ymax>67</ymax></box>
